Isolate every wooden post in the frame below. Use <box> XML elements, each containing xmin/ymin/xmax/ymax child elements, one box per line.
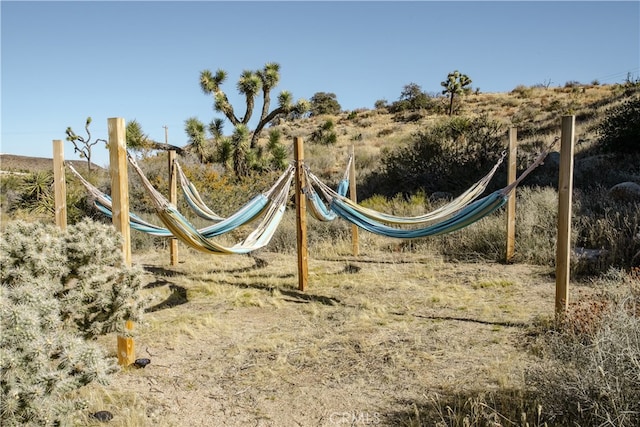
<box><xmin>108</xmin><ymin>117</ymin><xmax>135</xmax><ymax>366</ymax></box>
<box><xmin>555</xmin><ymin>116</ymin><xmax>575</xmax><ymax>317</ymax></box>
<box><xmin>168</xmin><ymin>148</ymin><xmax>178</xmax><ymax>266</ymax></box>
<box><xmin>349</xmin><ymin>145</ymin><xmax>359</xmax><ymax>256</ymax></box>
<box><xmin>52</xmin><ymin>140</ymin><xmax>67</xmax><ymax>230</ymax></box>
<box><xmin>505</xmin><ymin>128</ymin><xmax>517</xmax><ymax>262</ymax></box>
<box><xmin>294</xmin><ymin>137</ymin><xmax>309</xmax><ymax>291</ymax></box>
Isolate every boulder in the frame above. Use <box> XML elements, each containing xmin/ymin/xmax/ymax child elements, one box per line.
<box><xmin>608</xmin><ymin>182</ymin><xmax>640</xmax><ymax>202</ymax></box>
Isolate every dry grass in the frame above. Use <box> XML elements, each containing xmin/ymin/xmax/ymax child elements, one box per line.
<box><xmin>70</xmin><ymin>245</ymin><xmax>588</xmax><ymax>426</ymax></box>
<box><xmin>2</xmin><ymin>83</ymin><xmax>634</xmax><ymax>425</ymax></box>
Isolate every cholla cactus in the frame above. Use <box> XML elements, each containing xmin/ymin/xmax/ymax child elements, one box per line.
<box><xmin>1</xmin><ymin>219</ymin><xmax>145</xmax><ymax>425</ymax></box>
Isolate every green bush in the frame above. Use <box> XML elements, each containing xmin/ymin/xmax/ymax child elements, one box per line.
<box><xmin>309</xmin><ymin>92</ymin><xmax>341</xmax><ymax>116</ymax></box>
<box><xmin>363</xmin><ymin>114</ymin><xmax>506</xmax><ymax>199</ymax></box>
<box><xmin>596</xmin><ymin>95</ymin><xmax>640</xmax><ymax>154</ymax></box>
<box><xmin>310</xmin><ymin>119</ymin><xmax>338</xmax><ymax>145</ymax></box>
<box><xmin>0</xmin><ymin>219</ymin><xmax>145</xmax><ymax>425</ymax></box>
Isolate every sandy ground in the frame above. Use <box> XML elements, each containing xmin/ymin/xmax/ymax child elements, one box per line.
<box><xmin>82</xmin><ymin>249</ymin><xmax>590</xmax><ymax>427</ymax></box>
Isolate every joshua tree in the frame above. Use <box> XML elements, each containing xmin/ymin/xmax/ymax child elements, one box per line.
<box><xmin>196</xmin><ymin>62</ymin><xmax>310</xmax><ymax>176</ymax></box>
<box><xmin>65</xmin><ymin>117</ymin><xmax>105</xmax><ymax>173</ymax></box>
<box><xmin>441</xmin><ymin>70</ymin><xmax>473</xmax><ymax>116</ymax></box>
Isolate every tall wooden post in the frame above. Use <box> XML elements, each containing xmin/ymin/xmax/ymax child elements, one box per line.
<box><xmin>294</xmin><ymin>137</ymin><xmax>309</xmax><ymax>291</ymax></box>
<box><xmin>505</xmin><ymin>128</ymin><xmax>517</xmax><ymax>262</ymax></box>
<box><xmin>168</xmin><ymin>147</ymin><xmax>178</xmax><ymax>266</ymax></box>
<box><xmin>349</xmin><ymin>145</ymin><xmax>359</xmax><ymax>256</ymax></box>
<box><xmin>555</xmin><ymin>116</ymin><xmax>575</xmax><ymax>317</ymax></box>
<box><xmin>52</xmin><ymin>140</ymin><xmax>67</xmax><ymax>230</ymax></box>
<box><xmin>108</xmin><ymin>117</ymin><xmax>135</xmax><ymax>366</ymax></box>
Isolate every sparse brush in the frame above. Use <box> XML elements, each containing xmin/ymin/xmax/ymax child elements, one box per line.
<box><xmin>526</xmin><ymin>271</ymin><xmax>640</xmax><ymax>426</ymax></box>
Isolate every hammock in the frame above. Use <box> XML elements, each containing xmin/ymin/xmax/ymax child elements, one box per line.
<box><xmin>68</xmin><ymin>163</ymin><xmax>176</xmax><ymax>236</ymax></box>
<box><xmin>68</xmin><ymin>162</ymin><xmax>289</xmax><ymax>239</ymax></box>
<box><xmin>127</xmin><ymin>154</ymin><xmax>294</xmax><ymax>254</ymax></box>
<box><xmin>306</xmin><ymin>150</ymin><xmax>507</xmax><ymax>226</ymax></box>
<box><xmin>175</xmin><ymin>161</ymin><xmax>225</xmax><ymax>221</ymax></box>
<box><xmin>311</xmin><ymin>150</ymin><xmax>548</xmax><ymax>239</ymax></box>
<box><xmin>304</xmin><ymin>154</ymin><xmax>352</xmax><ymax>222</ymax></box>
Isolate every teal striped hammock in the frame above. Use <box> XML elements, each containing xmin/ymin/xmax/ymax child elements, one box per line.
<box><xmin>126</xmin><ymin>154</ymin><xmax>294</xmax><ymax>254</ymax></box>
<box><xmin>304</xmin><ymin>154</ymin><xmax>352</xmax><ymax>222</ymax></box>
<box><xmin>175</xmin><ymin>161</ymin><xmax>225</xmax><ymax>221</ymax></box>
<box><xmin>304</xmin><ymin>150</ymin><xmax>507</xmax><ymax>226</ymax></box>
<box><xmin>68</xmin><ymin>162</ymin><xmax>288</xmax><ymax>238</ymax></box>
<box><xmin>304</xmin><ymin>150</ymin><xmax>548</xmax><ymax>239</ymax></box>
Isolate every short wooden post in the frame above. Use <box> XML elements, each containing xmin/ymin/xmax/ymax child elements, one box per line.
<box><xmin>505</xmin><ymin>128</ymin><xmax>517</xmax><ymax>262</ymax></box>
<box><xmin>294</xmin><ymin>137</ymin><xmax>309</xmax><ymax>291</ymax></box>
<box><xmin>52</xmin><ymin>140</ymin><xmax>67</xmax><ymax>230</ymax></box>
<box><xmin>108</xmin><ymin>117</ymin><xmax>135</xmax><ymax>366</ymax></box>
<box><xmin>168</xmin><ymin>149</ymin><xmax>178</xmax><ymax>266</ymax></box>
<box><xmin>349</xmin><ymin>145</ymin><xmax>359</xmax><ymax>256</ymax></box>
<box><xmin>555</xmin><ymin>116</ymin><xmax>575</xmax><ymax>317</ymax></box>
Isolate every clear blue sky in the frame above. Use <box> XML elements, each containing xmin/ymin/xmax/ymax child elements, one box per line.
<box><xmin>2</xmin><ymin>1</ymin><xmax>639</xmax><ymax>167</ymax></box>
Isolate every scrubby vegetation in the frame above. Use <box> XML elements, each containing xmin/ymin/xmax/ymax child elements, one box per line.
<box><xmin>526</xmin><ymin>271</ymin><xmax>640</xmax><ymax>427</ymax></box>
<box><xmin>1</xmin><ymin>81</ymin><xmax>639</xmax><ymax>425</ymax></box>
<box><xmin>0</xmin><ymin>219</ymin><xmax>145</xmax><ymax>425</ymax></box>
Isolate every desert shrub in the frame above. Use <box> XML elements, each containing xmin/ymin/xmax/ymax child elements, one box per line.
<box><xmin>374</xmin><ymin>99</ymin><xmax>388</xmax><ymax>110</ymax></box>
<box><xmin>393</xmin><ymin>389</ymin><xmax>545</xmax><ymax>427</ymax></box>
<box><xmin>368</xmin><ymin>185</ymin><xmax>559</xmax><ymax>264</ymax></box>
<box><xmin>595</xmin><ymin>94</ymin><xmax>640</xmax><ymax>154</ymax></box>
<box><xmin>363</xmin><ymin>114</ymin><xmax>506</xmax><ymax>199</ymax></box>
<box><xmin>563</xmin><ymin>80</ymin><xmax>582</xmax><ymax>89</ymax></box>
<box><xmin>8</xmin><ymin>167</ymin><xmax>115</xmax><ymax>226</ymax></box>
<box><xmin>512</xmin><ymin>186</ymin><xmax>561</xmax><ymax>265</ymax></box>
<box><xmin>266</xmin><ymin>209</ymin><xmax>352</xmax><ymax>255</ymax></box>
<box><xmin>8</xmin><ymin>171</ymin><xmax>62</xmax><ymax>224</ymax></box>
<box><xmin>526</xmin><ymin>272</ymin><xmax>640</xmax><ymax>426</ymax></box>
<box><xmin>376</xmin><ymin>127</ymin><xmax>394</xmax><ymax>137</ymax></box>
<box><xmin>510</xmin><ymin>84</ymin><xmax>534</xmax><ymax>99</ymax></box>
<box><xmin>310</xmin><ymin>119</ymin><xmax>338</xmax><ymax>145</ymax></box>
<box><xmin>307</xmin><ymin>216</ymin><xmax>352</xmax><ymax>250</ymax></box>
<box><xmin>573</xmin><ymin>186</ymin><xmax>640</xmax><ymax>271</ymax></box>
<box><xmin>426</xmin><ymin>211</ymin><xmax>506</xmax><ymax>261</ymax></box>
<box><xmin>0</xmin><ymin>219</ymin><xmax>145</xmax><ymax>425</ymax></box>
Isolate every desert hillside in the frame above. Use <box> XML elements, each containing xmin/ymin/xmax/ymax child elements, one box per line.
<box><xmin>0</xmin><ymin>153</ymin><xmax>102</xmax><ymax>174</ymax></box>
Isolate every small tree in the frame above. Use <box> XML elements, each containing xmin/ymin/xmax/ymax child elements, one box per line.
<box><xmin>441</xmin><ymin>70</ymin><xmax>473</xmax><ymax>116</ymax></box>
<box><xmin>389</xmin><ymin>83</ymin><xmax>433</xmax><ymax>113</ymax></box>
<box><xmin>65</xmin><ymin>117</ymin><xmax>105</xmax><ymax>173</ymax></box>
<box><xmin>596</xmin><ymin>95</ymin><xmax>640</xmax><ymax>154</ymax></box>
<box><xmin>310</xmin><ymin>92</ymin><xmax>342</xmax><ymax>116</ymax></box>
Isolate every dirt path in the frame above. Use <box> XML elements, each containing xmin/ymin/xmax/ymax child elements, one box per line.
<box><xmin>84</xmin><ymin>250</ymin><xmax>584</xmax><ymax>426</ymax></box>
